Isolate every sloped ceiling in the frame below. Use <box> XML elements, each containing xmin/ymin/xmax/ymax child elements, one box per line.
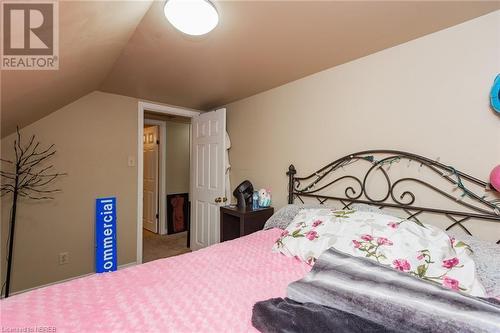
<box><xmin>2</xmin><ymin>1</ymin><xmax>500</xmax><ymax>137</ymax></box>
<box><xmin>1</xmin><ymin>0</ymin><xmax>153</xmax><ymax>137</ymax></box>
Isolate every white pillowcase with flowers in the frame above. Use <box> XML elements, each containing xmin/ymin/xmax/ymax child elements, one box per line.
<box><xmin>272</xmin><ymin>208</ymin><xmax>486</xmax><ymax>297</ymax></box>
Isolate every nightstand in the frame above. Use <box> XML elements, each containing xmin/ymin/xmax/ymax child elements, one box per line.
<box><xmin>220</xmin><ymin>206</ymin><xmax>274</xmax><ymax>242</ymax></box>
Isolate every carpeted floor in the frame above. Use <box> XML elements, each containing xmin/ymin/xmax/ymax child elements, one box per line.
<box><xmin>143</xmin><ymin>230</ymin><xmax>191</xmax><ymax>263</ymax></box>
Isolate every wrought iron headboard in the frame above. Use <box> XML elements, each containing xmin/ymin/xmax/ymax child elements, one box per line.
<box><xmin>287</xmin><ymin>150</ymin><xmax>500</xmax><ymax>244</ymax></box>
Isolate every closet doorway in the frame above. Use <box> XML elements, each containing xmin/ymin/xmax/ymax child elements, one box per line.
<box><xmin>142</xmin><ymin>113</ymin><xmax>192</xmax><ymax>263</ymax></box>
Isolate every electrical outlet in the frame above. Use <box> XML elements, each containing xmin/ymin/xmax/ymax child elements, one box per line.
<box><xmin>59</xmin><ymin>252</ymin><xmax>69</xmax><ymax>265</ymax></box>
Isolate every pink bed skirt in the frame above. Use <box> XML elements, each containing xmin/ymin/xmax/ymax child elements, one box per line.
<box><xmin>1</xmin><ymin>229</ymin><xmax>310</xmax><ymax>332</ymax></box>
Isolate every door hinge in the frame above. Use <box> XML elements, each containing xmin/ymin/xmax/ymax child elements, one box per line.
<box><xmin>156</xmin><ymin>213</ymin><xmax>159</xmax><ymax>219</ymax></box>
<box><xmin>156</xmin><ymin>140</ymin><xmax>160</xmax><ymax>145</ymax></box>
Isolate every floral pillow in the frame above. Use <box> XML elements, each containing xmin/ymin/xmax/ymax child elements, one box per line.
<box><xmin>446</xmin><ymin>231</ymin><xmax>500</xmax><ymax>297</ymax></box>
<box><xmin>272</xmin><ymin>208</ymin><xmax>486</xmax><ymax>297</ymax></box>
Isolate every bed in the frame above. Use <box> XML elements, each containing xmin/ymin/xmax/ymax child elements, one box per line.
<box><xmin>1</xmin><ymin>229</ymin><xmax>309</xmax><ymax>332</ymax></box>
<box><xmin>1</xmin><ymin>150</ymin><xmax>499</xmax><ymax>332</ymax></box>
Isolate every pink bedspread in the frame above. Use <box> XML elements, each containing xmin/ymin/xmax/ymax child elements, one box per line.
<box><xmin>1</xmin><ymin>229</ymin><xmax>310</xmax><ymax>332</ymax></box>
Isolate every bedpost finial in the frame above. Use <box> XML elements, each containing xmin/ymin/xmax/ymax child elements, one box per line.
<box><xmin>287</xmin><ymin>165</ymin><xmax>296</xmax><ymax>204</ymax></box>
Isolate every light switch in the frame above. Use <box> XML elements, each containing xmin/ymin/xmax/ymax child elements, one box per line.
<box><xmin>128</xmin><ymin>156</ymin><xmax>136</xmax><ymax>167</ymax></box>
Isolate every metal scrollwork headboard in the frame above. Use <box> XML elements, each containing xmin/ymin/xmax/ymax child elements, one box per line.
<box><xmin>287</xmin><ymin>150</ymin><xmax>500</xmax><ymax>244</ymax></box>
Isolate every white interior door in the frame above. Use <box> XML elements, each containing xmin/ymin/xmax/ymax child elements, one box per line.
<box><xmin>143</xmin><ymin>125</ymin><xmax>159</xmax><ymax>233</ymax></box>
<box><xmin>190</xmin><ymin>108</ymin><xmax>226</xmax><ymax>250</ymax></box>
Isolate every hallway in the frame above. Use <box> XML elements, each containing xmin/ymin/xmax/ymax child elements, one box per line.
<box><xmin>143</xmin><ymin>230</ymin><xmax>191</xmax><ymax>263</ymax></box>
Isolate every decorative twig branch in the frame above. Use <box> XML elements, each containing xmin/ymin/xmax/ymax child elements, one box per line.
<box><xmin>1</xmin><ymin>127</ymin><xmax>66</xmax><ymax>298</ymax></box>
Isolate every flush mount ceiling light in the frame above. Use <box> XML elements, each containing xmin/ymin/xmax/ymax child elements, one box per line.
<box><xmin>164</xmin><ymin>0</ymin><xmax>219</xmax><ymax>36</ymax></box>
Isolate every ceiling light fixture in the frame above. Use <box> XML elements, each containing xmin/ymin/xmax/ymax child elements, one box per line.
<box><xmin>164</xmin><ymin>0</ymin><xmax>219</xmax><ymax>36</ymax></box>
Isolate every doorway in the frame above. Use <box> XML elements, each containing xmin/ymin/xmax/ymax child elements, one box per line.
<box><xmin>142</xmin><ymin>112</ymin><xmax>193</xmax><ymax>263</ymax></box>
<box><xmin>137</xmin><ymin>102</ymin><xmax>227</xmax><ymax>265</ymax></box>
<box><xmin>137</xmin><ymin>102</ymin><xmax>201</xmax><ymax>264</ymax></box>
<box><xmin>143</xmin><ymin>123</ymin><xmax>160</xmax><ymax>234</ymax></box>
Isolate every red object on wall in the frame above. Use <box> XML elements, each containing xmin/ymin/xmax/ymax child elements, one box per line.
<box><xmin>167</xmin><ymin>193</ymin><xmax>189</xmax><ymax>234</ymax></box>
<box><xmin>171</xmin><ymin>196</ymin><xmax>185</xmax><ymax>233</ymax></box>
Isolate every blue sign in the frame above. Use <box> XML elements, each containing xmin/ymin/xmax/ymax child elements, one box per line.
<box><xmin>96</xmin><ymin>197</ymin><xmax>117</xmax><ymax>273</ymax></box>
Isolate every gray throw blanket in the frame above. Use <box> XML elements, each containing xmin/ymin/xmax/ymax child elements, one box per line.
<box><xmin>286</xmin><ymin>248</ymin><xmax>500</xmax><ymax>333</ymax></box>
<box><xmin>253</xmin><ymin>297</ymin><xmax>401</xmax><ymax>333</ymax></box>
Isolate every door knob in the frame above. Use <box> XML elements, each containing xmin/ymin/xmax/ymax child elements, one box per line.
<box><xmin>214</xmin><ymin>197</ymin><xmax>227</xmax><ymax>203</ymax></box>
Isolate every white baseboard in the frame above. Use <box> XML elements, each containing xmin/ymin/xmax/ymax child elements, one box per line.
<box><xmin>2</xmin><ymin>261</ymin><xmax>137</xmax><ymax>298</ymax></box>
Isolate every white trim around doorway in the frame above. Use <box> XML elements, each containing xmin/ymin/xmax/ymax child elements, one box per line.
<box><xmin>137</xmin><ymin>101</ymin><xmax>200</xmax><ymax>265</ymax></box>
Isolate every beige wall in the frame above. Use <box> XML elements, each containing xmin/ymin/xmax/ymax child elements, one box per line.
<box><xmin>1</xmin><ymin>91</ymin><xmax>139</xmax><ymax>293</ymax></box>
<box><xmin>1</xmin><ymin>11</ymin><xmax>499</xmax><ymax>293</ymax></box>
<box><xmin>226</xmin><ymin>12</ymin><xmax>500</xmax><ymax>240</ymax></box>
<box><xmin>165</xmin><ymin>121</ymin><xmax>190</xmax><ymax>195</ymax></box>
